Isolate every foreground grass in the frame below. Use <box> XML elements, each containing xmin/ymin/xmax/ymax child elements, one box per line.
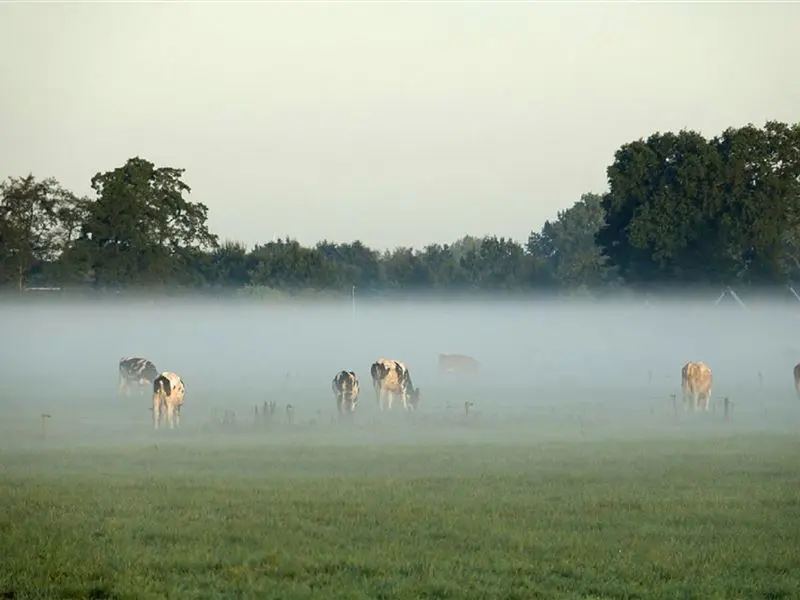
<box><xmin>1</xmin><ymin>434</ymin><xmax>800</xmax><ymax>599</ymax></box>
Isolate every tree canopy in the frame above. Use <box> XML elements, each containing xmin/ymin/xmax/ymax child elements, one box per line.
<box><xmin>2</xmin><ymin>121</ymin><xmax>799</xmax><ymax>297</ymax></box>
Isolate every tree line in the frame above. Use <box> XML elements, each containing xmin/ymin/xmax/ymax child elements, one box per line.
<box><xmin>1</xmin><ymin>120</ymin><xmax>798</xmax><ymax>297</ymax></box>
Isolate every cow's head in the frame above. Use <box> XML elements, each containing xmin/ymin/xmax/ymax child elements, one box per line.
<box><xmin>407</xmin><ymin>387</ymin><xmax>421</xmax><ymax>409</ymax></box>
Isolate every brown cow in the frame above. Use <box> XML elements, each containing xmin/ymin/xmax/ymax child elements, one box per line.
<box><xmin>438</xmin><ymin>353</ymin><xmax>480</xmax><ymax>375</ymax></box>
<box><xmin>681</xmin><ymin>361</ymin><xmax>713</xmax><ymax>412</ymax></box>
<box><xmin>152</xmin><ymin>371</ymin><xmax>186</xmax><ymax>430</ymax></box>
<box><xmin>332</xmin><ymin>370</ymin><xmax>360</xmax><ymax>416</ymax></box>
<box><xmin>369</xmin><ymin>358</ymin><xmax>420</xmax><ymax>411</ymax></box>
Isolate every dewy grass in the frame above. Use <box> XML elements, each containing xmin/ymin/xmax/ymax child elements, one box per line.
<box><xmin>2</xmin><ymin>433</ymin><xmax>799</xmax><ymax>599</ymax></box>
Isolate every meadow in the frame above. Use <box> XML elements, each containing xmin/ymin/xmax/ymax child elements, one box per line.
<box><xmin>2</xmin><ymin>429</ymin><xmax>800</xmax><ymax>599</ymax></box>
<box><xmin>2</xmin><ymin>296</ymin><xmax>800</xmax><ymax>598</ymax></box>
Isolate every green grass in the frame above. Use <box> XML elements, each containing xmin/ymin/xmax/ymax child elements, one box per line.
<box><xmin>2</xmin><ymin>433</ymin><xmax>800</xmax><ymax>599</ymax></box>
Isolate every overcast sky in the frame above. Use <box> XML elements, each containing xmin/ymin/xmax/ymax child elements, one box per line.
<box><xmin>1</xmin><ymin>2</ymin><xmax>798</xmax><ymax>251</ymax></box>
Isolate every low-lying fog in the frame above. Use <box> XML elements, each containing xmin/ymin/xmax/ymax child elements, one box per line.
<box><xmin>2</xmin><ymin>294</ymin><xmax>800</xmax><ymax>450</ymax></box>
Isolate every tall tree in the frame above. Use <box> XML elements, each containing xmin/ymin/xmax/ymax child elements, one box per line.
<box><xmin>0</xmin><ymin>174</ymin><xmax>81</xmax><ymax>290</ymax></box>
<box><xmin>598</xmin><ymin>122</ymin><xmax>800</xmax><ymax>288</ymax></box>
<box><xmin>713</xmin><ymin>121</ymin><xmax>800</xmax><ymax>283</ymax></box>
<box><xmin>78</xmin><ymin>157</ymin><xmax>218</xmax><ymax>287</ymax></box>
<box><xmin>597</xmin><ymin>129</ymin><xmax>734</xmax><ymax>286</ymax></box>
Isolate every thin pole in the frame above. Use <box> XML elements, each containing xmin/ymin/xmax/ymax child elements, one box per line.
<box><xmin>352</xmin><ymin>286</ymin><xmax>356</xmax><ymax>322</ymax></box>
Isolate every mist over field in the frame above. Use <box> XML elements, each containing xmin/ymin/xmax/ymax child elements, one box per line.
<box><xmin>3</xmin><ymin>294</ymin><xmax>799</xmax><ymax>454</ymax></box>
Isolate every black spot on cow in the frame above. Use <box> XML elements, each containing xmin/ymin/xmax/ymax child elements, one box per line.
<box><xmin>153</xmin><ymin>374</ymin><xmax>171</xmax><ymax>397</ymax></box>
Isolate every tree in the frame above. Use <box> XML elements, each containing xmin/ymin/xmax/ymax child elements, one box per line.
<box><xmin>417</xmin><ymin>243</ymin><xmax>467</xmax><ymax>289</ymax></box>
<box><xmin>0</xmin><ymin>174</ymin><xmax>82</xmax><ymax>290</ymax></box>
<box><xmin>459</xmin><ymin>235</ymin><xmax>531</xmax><ymax>290</ymax></box>
<box><xmin>712</xmin><ymin>121</ymin><xmax>800</xmax><ymax>284</ymax></box>
<box><xmin>597</xmin><ymin>129</ymin><xmax>736</xmax><ymax>286</ymax></box>
<box><xmin>316</xmin><ymin>240</ymin><xmax>382</xmax><ymax>291</ymax></box>
<box><xmin>248</xmin><ymin>238</ymin><xmax>337</xmax><ymax>291</ymax></box>
<box><xmin>597</xmin><ymin>122</ymin><xmax>800</xmax><ymax>288</ymax></box>
<box><xmin>381</xmin><ymin>247</ymin><xmax>430</xmax><ymax>290</ymax></box>
<box><xmin>78</xmin><ymin>157</ymin><xmax>218</xmax><ymax>287</ymax></box>
<box><xmin>527</xmin><ymin>192</ymin><xmax>616</xmax><ymax>290</ymax></box>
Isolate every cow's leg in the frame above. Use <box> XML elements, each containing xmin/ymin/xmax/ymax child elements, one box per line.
<box><xmin>174</xmin><ymin>406</ymin><xmax>181</xmax><ymax>428</ymax></box>
<box><xmin>153</xmin><ymin>396</ymin><xmax>161</xmax><ymax>430</ymax></box>
<box><xmin>167</xmin><ymin>404</ymin><xmax>175</xmax><ymax>429</ymax></box>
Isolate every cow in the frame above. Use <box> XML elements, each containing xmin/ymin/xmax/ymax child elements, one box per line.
<box><xmin>118</xmin><ymin>356</ymin><xmax>158</xmax><ymax>397</ymax></box>
<box><xmin>369</xmin><ymin>358</ymin><xmax>420</xmax><ymax>411</ymax></box>
<box><xmin>793</xmin><ymin>363</ymin><xmax>800</xmax><ymax>399</ymax></box>
<box><xmin>438</xmin><ymin>353</ymin><xmax>480</xmax><ymax>375</ymax></box>
<box><xmin>370</xmin><ymin>358</ymin><xmax>396</xmax><ymax>403</ymax></box>
<box><xmin>152</xmin><ymin>371</ymin><xmax>185</xmax><ymax>430</ymax></box>
<box><xmin>681</xmin><ymin>361</ymin><xmax>713</xmax><ymax>412</ymax></box>
<box><xmin>332</xmin><ymin>370</ymin><xmax>360</xmax><ymax>417</ymax></box>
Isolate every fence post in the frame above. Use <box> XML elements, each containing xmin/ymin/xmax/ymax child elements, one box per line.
<box><xmin>40</xmin><ymin>413</ymin><xmax>51</xmax><ymax>440</ymax></box>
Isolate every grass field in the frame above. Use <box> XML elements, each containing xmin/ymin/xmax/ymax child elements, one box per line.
<box><xmin>2</xmin><ymin>419</ymin><xmax>800</xmax><ymax>600</ymax></box>
<box><xmin>4</xmin><ymin>300</ymin><xmax>800</xmax><ymax>598</ymax></box>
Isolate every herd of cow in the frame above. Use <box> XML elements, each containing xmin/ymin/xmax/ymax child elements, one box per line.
<box><xmin>118</xmin><ymin>351</ymin><xmax>754</xmax><ymax>431</ymax></box>
<box><xmin>118</xmin><ymin>355</ymin><xmax>441</xmax><ymax>430</ymax></box>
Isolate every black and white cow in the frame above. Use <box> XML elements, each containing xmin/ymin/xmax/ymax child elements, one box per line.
<box><xmin>118</xmin><ymin>356</ymin><xmax>158</xmax><ymax>397</ymax></box>
<box><xmin>369</xmin><ymin>358</ymin><xmax>420</xmax><ymax>411</ymax></box>
<box><xmin>332</xmin><ymin>370</ymin><xmax>360</xmax><ymax>416</ymax></box>
<box><xmin>152</xmin><ymin>371</ymin><xmax>186</xmax><ymax>430</ymax></box>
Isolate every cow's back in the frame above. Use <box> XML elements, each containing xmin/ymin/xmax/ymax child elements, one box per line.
<box><xmin>371</xmin><ymin>359</ymin><xmax>396</xmax><ymax>384</ymax></box>
<box><xmin>376</xmin><ymin>362</ymin><xmax>403</xmax><ymax>392</ymax></box>
<box><xmin>683</xmin><ymin>361</ymin><xmax>712</xmax><ymax>395</ymax></box>
<box><xmin>120</xmin><ymin>356</ymin><xmax>157</xmax><ymax>381</ymax></box>
<box><xmin>333</xmin><ymin>370</ymin><xmax>358</xmax><ymax>393</ymax></box>
<box><xmin>157</xmin><ymin>371</ymin><xmax>185</xmax><ymax>405</ymax></box>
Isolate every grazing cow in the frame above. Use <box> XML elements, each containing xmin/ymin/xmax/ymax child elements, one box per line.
<box><xmin>369</xmin><ymin>358</ymin><xmax>420</xmax><ymax>411</ymax></box>
<box><xmin>438</xmin><ymin>353</ymin><xmax>480</xmax><ymax>375</ymax></box>
<box><xmin>118</xmin><ymin>356</ymin><xmax>158</xmax><ymax>397</ymax></box>
<box><xmin>370</xmin><ymin>358</ymin><xmax>395</xmax><ymax>403</ymax></box>
<box><xmin>152</xmin><ymin>371</ymin><xmax>185</xmax><ymax>430</ymax></box>
<box><xmin>793</xmin><ymin>363</ymin><xmax>800</xmax><ymax>399</ymax></box>
<box><xmin>681</xmin><ymin>361</ymin><xmax>713</xmax><ymax>412</ymax></box>
<box><xmin>332</xmin><ymin>370</ymin><xmax>360</xmax><ymax>416</ymax></box>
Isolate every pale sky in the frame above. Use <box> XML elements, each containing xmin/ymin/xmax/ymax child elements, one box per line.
<box><xmin>1</xmin><ymin>1</ymin><xmax>798</xmax><ymax>252</ymax></box>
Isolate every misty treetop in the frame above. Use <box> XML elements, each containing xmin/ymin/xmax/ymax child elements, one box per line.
<box><xmin>2</xmin><ymin>120</ymin><xmax>799</xmax><ymax>296</ymax></box>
